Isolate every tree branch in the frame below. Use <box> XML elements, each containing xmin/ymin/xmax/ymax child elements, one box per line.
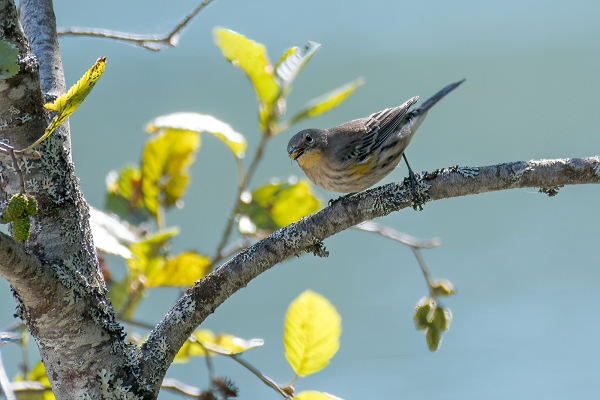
<box><xmin>140</xmin><ymin>156</ymin><xmax>600</xmax><ymax>388</ymax></box>
<box><xmin>56</xmin><ymin>0</ymin><xmax>215</xmax><ymax>51</ymax></box>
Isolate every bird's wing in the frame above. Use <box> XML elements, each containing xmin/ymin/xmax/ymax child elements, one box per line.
<box><xmin>351</xmin><ymin>96</ymin><xmax>419</xmax><ymax>164</ymax></box>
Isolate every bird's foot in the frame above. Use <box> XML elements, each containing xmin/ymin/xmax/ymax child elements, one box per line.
<box><xmin>328</xmin><ymin>192</ymin><xmax>357</xmax><ymax>206</ymax></box>
<box><xmin>404</xmin><ymin>170</ymin><xmax>428</xmax><ymax>211</ymax></box>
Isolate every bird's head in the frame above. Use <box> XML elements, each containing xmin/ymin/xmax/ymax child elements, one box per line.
<box><xmin>287</xmin><ymin>129</ymin><xmax>327</xmax><ymax>161</ymax></box>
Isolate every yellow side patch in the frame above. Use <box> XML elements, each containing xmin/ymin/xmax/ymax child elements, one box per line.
<box><xmin>348</xmin><ymin>155</ymin><xmax>372</xmax><ymax>175</ymax></box>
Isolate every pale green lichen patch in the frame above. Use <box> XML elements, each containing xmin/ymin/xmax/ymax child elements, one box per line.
<box><xmin>456</xmin><ymin>166</ymin><xmax>479</xmax><ymax>178</ymax></box>
<box><xmin>510</xmin><ymin>164</ymin><xmax>532</xmax><ymax>182</ymax></box>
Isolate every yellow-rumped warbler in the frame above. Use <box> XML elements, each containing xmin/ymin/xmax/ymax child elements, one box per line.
<box><xmin>287</xmin><ymin>80</ymin><xmax>465</xmax><ymax>193</ymax></box>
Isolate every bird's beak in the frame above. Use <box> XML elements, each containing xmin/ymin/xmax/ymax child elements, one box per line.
<box><xmin>288</xmin><ymin>146</ymin><xmax>304</xmax><ymax>160</ymax></box>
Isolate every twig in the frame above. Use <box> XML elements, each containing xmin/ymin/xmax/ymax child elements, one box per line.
<box><xmin>192</xmin><ymin>340</ymin><xmax>214</xmax><ymax>386</ymax></box>
<box><xmin>211</xmin><ymin>236</ymin><xmax>258</xmax><ymax>266</ymax></box>
<box><xmin>8</xmin><ymin>148</ymin><xmax>25</xmax><ymax>194</ymax></box>
<box><xmin>0</xmin><ymin>143</ymin><xmax>40</xmax><ymax>160</ymax></box>
<box><xmin>0</xmin><ymin>331</ymin><xmax>21</xmax><ymax>345</ymax></box>
<box><xmin>161</xmin><ymin>378</ymin><xmax>202</xmax><ymax>397</ymax></box>
<box><xmin>229</xmin><ymin>354</ymin><xmax>292</xmax><ymax>399</ymax></box>
<box><xmin>115</xmin><ymin>278</ymin><xmax>145</xmax><ymax>320</ymax></box>
<box><xmin>56</xmin><ymin>0</ymin><xmax>215</xmax><ymax>51</ymax></box>
<box><xmin>354</xmin><ymin>221</ymin><xmax>440</xmax><ymax>248</ymax></box>
<box><xmin>0</xmin><ymin>349</ymin><xmax>16</xmax><ymax>400</ymax></box>
<box><xmin>9</xmin><ymin>381</ymin><xmax>49</xmax><ymax>394</ymax></box>
<box><xmin>212</xmin><ymin>136</ymin><xmax>270</xmax><ymax>263</ymax></box>
<box><xmin>412</xmin><ymin>248</ymin><xmax>435</xmax><ymax>293</ymax></box>
<box><xmin>118</xmin><ymin>318</ymin><xmax>155</xmax><ymax>331</ymax></box>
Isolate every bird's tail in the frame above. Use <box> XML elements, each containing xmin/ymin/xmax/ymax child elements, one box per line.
<box><xmin>416</xmin><ymin>79</ymin><xmax>466</xmax><ymax>114</ymax></box>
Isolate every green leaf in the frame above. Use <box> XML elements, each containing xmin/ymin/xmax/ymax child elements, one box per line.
<box><xmin>238</xmin><ymin>178</ymin><xmax>322</xmax><ymax>233</ymax></box>
<box><xmin>284</xmin><ymin>290</ymin><xmax>341</xmax><ymax>376</ymax></box>
<box><xmin>213</xmin><ymin>28</ymin><xmax>279</xmax><ymax>107</ymax></box>
<box><xmin>146</xmin><ymin>112</ymin><xmax>247</xmax><ymax>159</ymax></box>
<box><xmin>276</xmin><ymin>41</ymin><xmax>321</xmax><ymax>94</ymax></box>
<box><xmin>432</xmin><ymin>279</ymin><xmax>455</xmax><ymax>296</ymax></box>
<box><xmin>141</xmin><ymin>128</ymin><xmax>200</xmax><ymax>217</ymax></box>
<box><xmin>288</xmin><ymin>78</ymin><xmax>364</xmax><ymax>125</ymax></box>
<box><xmin>432</xmin><ymin>306</ymin><xmax>452</xmax><ymax>332</ymax></box>
<box><xmin>413</xmin><ymin>296</ymin><xmax>433</xmax><ymax>330</ymax></box>
<box><xmin>0</xmin><ymin>40</ymin><xmax>19</xmax><ymax>79</ymax></box>
<box><xmin>145</xmin><ymin>251</ymin><xmax>211</xmax><ymax>287</ymax></box>
<box><xmin>295</xmin><ymin>391</ymin><xmax>344</xmax><ymax>400</ymax></box>
<box><xmin>426</xmin><ymin>325</ymin><xmax>442</xmax><ymax>352</ymax></box>
<box><xmin>29</xmin><ymin>57</ymin><xmax>106</xmax><ymax>151</ymax></box>
<box><xmin>104</xmin><ymin>165</ymin><xmax>150</xmax><ymax>225</ymax></box>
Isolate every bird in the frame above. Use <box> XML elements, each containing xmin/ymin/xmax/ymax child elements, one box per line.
<box><xmin>287</xmin><ymin>79</ymin><xmax>465</xmax><ymax>194</ymax></box>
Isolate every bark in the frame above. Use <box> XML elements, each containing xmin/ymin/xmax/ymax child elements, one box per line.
<box><xmin>0</xmin><ymin>0</ymin><xmax>599</xmax><ymax>399</ymax></box>
<box><xmin>2</xmin><ymin>0</ymin><xmax>151</xmax><ymax>398</ymax></box>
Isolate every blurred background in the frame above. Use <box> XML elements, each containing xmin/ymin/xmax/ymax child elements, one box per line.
<box><xmin>2</xmin><ymin>0</ymin><xmax>600</xmax><ymax>398</ymax></box>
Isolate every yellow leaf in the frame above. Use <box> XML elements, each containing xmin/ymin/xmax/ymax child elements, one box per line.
<box><xmin>295</xmin><ymin>391</ymin><xmax>344</xmax><ymax>400</ymax></box>
<box><xmin>141</xmin><ymin>128</ymin><xmax>200</xmax><ymax>216</ymax></box>
<box><xmin>289</xmin><ymin>78</ymin><xmax>364</xmax><ymax>125</ymax></box>
<box><xmin>284</xmin><ymin>290</ymin><xmax>341</xmax><ymax>376</ymax></box>
<box><xmin>145</xmin><ymin>251</ymin><xmax>211</xmax><ymax>287</ymax></box>
<box><xmin>239</xmin><ymin>178</ymin><xmax>322</xmax><ymax>233</ymax></box>
<box><xmin>174</xmin><ymin>329</ymin><xmax>216</xmax><ymax>362</ymax></box>
<box><xmin>213</xmin><ymin>28</ymin><xmax>279</xmax><ymax>107</ymax></box>
<box><xmin>200</xmin><ymin>333</ymin><xmax>264</xmax><ymax>355</ymax></box>
<box><xmin>28</xmin><ymin>57</ymin><xmax>106</xmax><ymax>152</ymax></box>
<box><xmin>146</xmin><ymin>112</ymin><xmax>247</xmax><ymax>159</ymax></box>
<box><xmin>13</xmin><ymin>360</ymin><xmax>55</xmax><ymax>400</ymax></box>
<box><xmin>270</xmin><ymin>180</ymin><xmax>321</xmax><ymax>226</ymax></box>
<box><xmin>127</xmin><ymin>228</ymin><xmax>179</xmax><ymax>281</ymax></box>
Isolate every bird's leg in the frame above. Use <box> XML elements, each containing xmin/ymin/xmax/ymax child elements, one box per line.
<box><xmin>402</xmin><ymin>153</ymin><xmax>426</xmax><ymax>210</ymax></box>
<box><xmin>403</xmin><ymin>153</ymin><xmax>418</xmax><ymax>194</ymax></box>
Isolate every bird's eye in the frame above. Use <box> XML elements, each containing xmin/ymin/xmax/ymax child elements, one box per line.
<box><xmin>305</xmin><ymin>134</ymin><xmax>313</xmax><ymax>143</ymax></box>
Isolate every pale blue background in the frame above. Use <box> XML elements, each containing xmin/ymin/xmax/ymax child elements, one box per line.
<box><xmin>1</xmin><ymin>1</ymin><xmax>600</xmax><ymax>399</ymax></box>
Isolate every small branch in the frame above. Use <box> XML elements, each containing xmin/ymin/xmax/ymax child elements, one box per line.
<box><xmin>229</xmin><ymin>354</ymin><xmax>292</xmax><ymax>399</ymax></box>
<box><xmin>140</xmin><ymin>156</ymin><xmax>600</xmax><ymax>389</ymax></box>
<box><xmin>193</xmin><ymin>340</ymin><xmax>214</xmax><ymax>386</ymax></box>
<box><xmin>212</xmin><ymin>136</ymin><xmax>270</xmax><ymax>263</ymax></box>
<box><xmin>118</xmin><ymin>318</ymin><xmax>155</xmax><ymax>331</ymax></box>
<box><xmin>354</xmin><ymin>221</ymin><xmax>440</xmax><ymax>248</ymax></box>
<box><xmin>0</xmin><ymin>349</ymin><xmax>16</xmax><ymax>400</ymax></box>
<box><xmin>0</xmin><ymin>331</ymin><xmax>22</xmax><ymax>345</ymax></box>
<box><xmin>212</xmin><ymin>236</ymin><xmax>258</xmax><ymax>266</ymax></box>
<box><xmin>413</xmin><ymin>248</ymin><xmax>435</xmax><ymax>291</ymax></box>
<box><xmin>56</xmin><ymin>0</ymin><xmax>215</xmax><ymax>51</ymax></box>
<box><xmin>115</xmin><ymin>278</ymin><xmax>145</xmax><ymax>320</ymax></box>
<box><xmin>8</xmin><ymin>148</ymin><xmax>26</xmax><ymax>194</ymax></box>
